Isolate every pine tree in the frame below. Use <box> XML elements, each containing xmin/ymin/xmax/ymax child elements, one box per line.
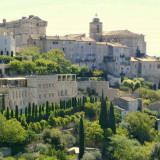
<box><xmin>11</xmin><ymin>110</ymin><xmax>14</xmax><ymax>118</ymax></box>
<box><xmin>2</xmin><ymin>94</ymin><xmax>5</xmax><ymax>111</ymax></box>
<box><xmin>15</xmin><ymin>105</ymin><xmax>19</xmax><ymax>119</ymax></box>
<box><xmin>79</xmin><ymin>117</ymin><xmax>85</xmax><ymax>160</ymax></box>
<box><xmin>99</xmin><ymin>90</ymin><xmax>108</xmax><ymax>130</ymax></box>
<box><xmin>6</xmin><ymin>107</ymin><xmax>9</xmax><ymax>119</ymax></box>
<box><xmin>109</xmin><ymin>102</ymin><xmax>116</xmax><ymax>134</ymax></box>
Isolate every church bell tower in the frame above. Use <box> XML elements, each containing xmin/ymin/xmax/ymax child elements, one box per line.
<box><xmin>89</xmin><ymin>14</ymin><xmax>103</xmax><ymax>41</ymax></box>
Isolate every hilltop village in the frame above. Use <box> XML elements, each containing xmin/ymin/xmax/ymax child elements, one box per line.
<box><xmin>0</xmin><ymin>15</ymin><xmax>160</xmax><ymax>160</ymax></box>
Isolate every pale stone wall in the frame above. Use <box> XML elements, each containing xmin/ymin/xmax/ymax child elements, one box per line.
<box><xmin>130</xmin><ymin>58</ymin><xmax>160</xmax><ymax>85</ymax></box>
<box><xmin>0</xmin><ymin>74</ymin><xmax>77</xmax><ymax>111</ymax></box>
<box><xmin>77</xmin><ymin>81</ymin><xmax>119</xmax><ymax>101</ymax></box>
<box><xmin>0</xmin><ymin>16</ymin><xmax>47</xmax><ymax>49</ymax></box>
<box><xmin>0</xmin><ymin>34</ymin><xmax>16</xmax><ymax>56</ymax></box>
<box><xmin>147</xmin><ymin>101</ymin><xmax>160</xmax><ymax>115</ymax></box>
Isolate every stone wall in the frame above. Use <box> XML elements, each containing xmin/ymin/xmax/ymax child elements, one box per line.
<box><xmin>77</xmin><ymin>81</ymin><xmax>119</xmax><ymax>101</ymax></box>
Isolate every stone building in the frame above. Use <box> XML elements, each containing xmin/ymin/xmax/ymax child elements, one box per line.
<box><xmin>114</xmin><ymin>96</ymin><xmax>142</xmax><ymax>119</ymax></box>
<box><xmin>130</xmin><ymin>57</ymin><xmax>160</xmax><ymax>85</ymax></box>
<box><xmin>0</xmin><ymin>74</ymin><xmax>77</xmax><ymax>110</ymax></box>
<box><xmin>0</xmin><ymin>15</ymin><xmax>47</xmax><ymax>50</ymax></box>
<box><xmin>0</xmin><ymin>32</ymin><xmax>16</xmax><ymax>56</ymax></box>
<box><xmin>89</xmin><ymin>15</ymin><xmax>146</xmax><ymax>57</ymax></box>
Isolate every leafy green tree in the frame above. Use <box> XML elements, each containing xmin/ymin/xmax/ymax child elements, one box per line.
<box><xmin>80</xmin><ymin>65</ymin><xmax>89</xmax><ymax>77</ymax></box>
<box><xmin>20</xmin><ymin>46</ymin><xmax>40</xmax><ymax>61</ymax></box>
<box><xmin>122</xmin><ymin>79</ymin><xmax>135</xmax><ymax>91</ymax></box>
<box><xmin>150</xmin><ymin>142</ymin><xmax>160</xmax><ymax>160</ymax></box>
<box><xmin>85</xmin><ymin>121</ymin><xmax>104</xmax><ymax>146</ymax></box>
<box><xmin>109</xmin><ymin>102</ymin><xmax>116</xmax><ymax>134</ymax></box>
<box><xmin>92</xmin><ymin>69</ymin><xmax>103</xmax><ymax>77</ymax></box>
<box><xmin>8</xmin><ymin>60</ymin><xmax>21</xmax><ymax>73</ymax></box>
<box><xmin>70</xmin><ymin>64</ymin><xmax>80</xmax><ymax>74</ymax></box>
<box><xmin>21</xmin><ymin>61</ymin><xmax>36</xmax><ymax>74</ymax></box>
<box><xmin>109</xmin><ymin>135</ymin><xmax>150</xmax><ymax>160</ymax></box>
<box><xmin>79</xmin><ymin>118</ymin><xmax>85</xmax><ymax>160</ymax></box>
<box><xmin>125</xmin><ymin>111</ymin><xmax>157</xmax><ymax>144</ymax></box>
<box><xmin>0</xmin><ymin>118</ymin><xmax>27</xmax><ymax>147</ymax></box>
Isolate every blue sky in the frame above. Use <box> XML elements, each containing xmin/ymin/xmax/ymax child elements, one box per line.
<box><xmin>0</xmin><ymin>0</ymin><xmax>160</xmax><ymax>56</ymax></box>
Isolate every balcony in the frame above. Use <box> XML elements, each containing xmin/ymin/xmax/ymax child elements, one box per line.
<box><xmin>120</xmin><ymin>55</ymin><xmax>125</xmax><ymax>58</ymax></box>
<box><xmin>120</xmin><ymin>62</ymin><xmax>130</xmax><ymax>66</ymax></box>
<box><xmin>103</xmin><ymin>56</ymin><xmax>115</xmax><ymax>62</ymax></box>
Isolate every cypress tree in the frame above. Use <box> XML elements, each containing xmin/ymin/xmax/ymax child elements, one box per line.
<box><xmin>60</xmin><ymin>100</ymin><xmax>63</xmax><ymax>109</ymax></box>
<box><xmin>11</xmin><ymin>109</ymin><xmax>14</xmax><ymax>118</ymax></box>
<box><xmin>51</xmin><ymin>103</ymin><xmax>54</xmax><ymax>111</ymax></box>
<box><xmin>158</xmin><ymin>81</ymin><xmax>160</xmax><ymax>89</ymax></box>
<box><xmin>2</xmin><ymin>94</ymin><xmax>5</xmax><ymax>111</ymax></box>
<box><xmin>99</xmin><ymin>91</ymin><xmax>108</xmax><ymax>130</ymax></box>
<box><xmin>25</xmin><ymin>107</ymin><xmax>28</xmax><ymax>117</ymax></box>
<box><xmin>32</xmin><ymin>103</ymin><xmax>35</xmax><ymax>120</ymax></box>
<box><xmin>39</xmin><ymin>105</ymin><xmax>42</xmax><ymax>120</ymax></box>
<box><xmin>79</xmin><ymin>117</ymin><xmax>85</xmax><ymax>160</ymax></box>
<box><xmin>20</xmin><ymin>108</ymin><xmax>23</xmax><ymax>116</ymax></box>
<box><xmin>6</xmin><ymin>107</ymin><xmax>9</xmax><ymax>119</ymax></box>
<box><xmin>95</xmin><ymin>97</ymin><xmax>97</xmax><ymax>102</ymax></box>
<box><xmin>15</xmin><ymin>105</ymin><xmax>19</xmax><ymax>119</ymax></box>
<box><xmin>109</xmin><ymin>102</ymin><xmax>116</xmax><ymax>134</ymax></box>
<box><xmin>46</xmin><ymin>101</ymin><xmax>49</xmax><ymax>119</ymax></box>
<box><xmin>35</xmin><ymin>105</ymin><xmax>38</xmax><ymax>121</ymax></box>
<box><xmin>75</xmin><ymin>97</ymin><xmax>77</xmax><ymax>108</ymax></box>
<box><xmin>28</xmin><ymin>103</ymin><xmax>31</xmax><ymax>122</ymax></box>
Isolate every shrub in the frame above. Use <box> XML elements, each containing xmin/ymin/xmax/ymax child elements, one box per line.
<box><xmin>61</xmin><ymin>134</ymin><xmax>76</xmax><ymax>148</ymax></box>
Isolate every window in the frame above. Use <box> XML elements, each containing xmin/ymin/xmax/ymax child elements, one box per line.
<box><xmin>44</xmin><ymin>94</ymin><xmax>46</xmax><ymax>98</ymax></box>
<box><xmin>53</xmin><ymin>41</ymin><xmax>58</xmax><ymax>45</ymax></box>
<box><xmin>52</xmin><ymin>83</ymin><xmax>54</xmax><ymax>87</ymax></box>
<box><xmin>69</xmin><ymin>41</ymin><xmax>72</xmax><ymax>44</ymax></box>
<box><xmin>52</xmin><ymin>93</ymin><xmax>54</xmax><ymax>97</ymax></box>
<box><xmin>65</xmin><ymin>89</ymin><xmax>68</xmax><ymax>95</ymax></box>
<box><xmin>39</xmin><ymin>84</ymin><xmax>41</xmax><ymax>88</ymax></box>
<box><xmin>1</xmin><ymin>51</ymin><xmax>3</xmax><ymax>55</ymax></box>
<box><xmin>34</xmin><ymin>41</ymin><xmax>36</xmax><ymax>45</ymax></box>
<box><xmin>157</xmin><ymin>64</ymin><xmax>160</xmax><ymax>69</ymax></box>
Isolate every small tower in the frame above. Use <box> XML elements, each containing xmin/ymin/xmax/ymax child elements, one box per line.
<box><xmin>89</xmin><ymin>14</ymin><xmax>103</xmax><ymax>41</ymax></box>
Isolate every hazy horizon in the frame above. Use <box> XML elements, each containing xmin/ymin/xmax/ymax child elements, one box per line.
<box><xmin>0</xmin><ymin>0</ymin><xmax>160</xmax><ymax>56</ymax></box>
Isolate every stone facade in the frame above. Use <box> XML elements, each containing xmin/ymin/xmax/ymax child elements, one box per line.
<box><xmin>114</xmin><ymin>96</ymin><xmax>142</xmax><ymax>119</ymax></box>
<box><xmin>0</xmin><ymin>15</ymin><xmax>47</xmax><ymax>49</ymax></box>
<box><xmin>77</xmin><ymin>80</ymin><xmax>119</xmax><ymax>101</ymax></box>
<box><xmin>89</xmin><ymin>16</ymin><xmax>146</xmax><ymax>57</ymax></box>
<box><xmin>0</xmin><ymin>33</ymin><xmax>16</xmax><ymax>56</ymax></box>
<box><xmin>146</xmin><ymin>101</ymin><xmax>160</xmax><ymax>115</ymax></box>
<box><xmin>0</xmin><ymin>74</ymin><xmax>77</xmax><ymax>110</ymax></box>
<box><xmin>130</xmin><ymin>57</ymin><xmax>160</xmax><ymax>85</ymax></box>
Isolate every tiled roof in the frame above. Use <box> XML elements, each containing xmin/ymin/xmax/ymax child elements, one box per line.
<box><xmin>102</xmin><ymin>30</ymin><xmax>143</xmax><ymax>37</ymax></box>
<box><xmin>107</xmin><ymin>42</ymin><xmax>129</xmax><ymax>48</ymax></box>
<box><xmin>131</xmin><ymin>57</ymin><xmax>160</xmax><ymax>62</ymax></box>
<box><xmin>120</xmin><ymin>96</ymin><xmax>137</xmax><ymax>102</ymax></box>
